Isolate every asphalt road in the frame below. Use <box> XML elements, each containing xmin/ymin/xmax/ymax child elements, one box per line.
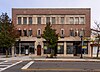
<box><xmin>2</xmin><ymin>61</ymin><xmax>100</xmax><ymax>72</ymax></box>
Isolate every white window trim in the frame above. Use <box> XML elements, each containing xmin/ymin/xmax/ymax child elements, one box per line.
<box><xmin>61</xmin><ymin>28</ymin><xmax>64</xmax><ymax>35</ymax></box>
<box><xmin>37</xmin><ymin>28</ymin><xmax>41</xmax><ymax>36</ymax></box>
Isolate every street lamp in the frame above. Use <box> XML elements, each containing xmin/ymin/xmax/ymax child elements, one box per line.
<box><xmin>80</xmin><ymin>35</ymin><xmax>83</xmax><ymax>58</ymax></box>
<box><xmin>18</xmin><ymin>38</ymin><xmax>21</xmax><ymax>55</ymax></box>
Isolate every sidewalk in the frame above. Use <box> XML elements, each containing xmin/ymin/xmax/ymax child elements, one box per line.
<box><xmin>0</xmin><ymin>55</ymin><xmax>100</xmax><ymax>62</ymax></box>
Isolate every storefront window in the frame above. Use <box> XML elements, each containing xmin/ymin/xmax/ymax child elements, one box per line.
<box><xmin>67</xmin><ymin>43</ymin><xmax>73</xmax><ymax>54</ymax></box>
<box><xmin>82</xmin><ymin>42</ymin><xmax>88</xmax><ymax>54</ymax></box>
<box><xmin>29</xmin><ymin>46</ymin><xmax>35</xmax><ymax>54</ymax></box>
<box><xmin>15</xmin><ymin>42</ymin><xmax>35</xmax><ymax>54</ymax></box>
<box><xmin>57</xmin><ymin>43</ymin><xmax>64</xmax><ymax>54</ymax></box>
<box><xmin>43</xmin><ymin>42</ymin><xmax>51</xmax><ymax>54</ymax></box>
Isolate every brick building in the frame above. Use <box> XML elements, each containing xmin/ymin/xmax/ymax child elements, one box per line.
<box><xmin>12</xmin><ymin>8</ymin><xmax>91</xmax><ymax>57</ymax></box>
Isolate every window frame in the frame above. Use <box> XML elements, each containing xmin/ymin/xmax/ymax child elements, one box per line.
<box><xmin>61</xmin><ymin>29</ymin><xmax>64</xmax><ymax>38</ymax></box>
<box><xmin>18</xmin><ymin>17</ymin><xmax>21</xmax><ymax>24</ymax></box>
<box><xmin>69</xmin><ymin>17</ymin><xmax>74</xmax><ymax>24</ymax></box>
<box><xmin>51</xmin><ymin>17</ymin><xmax>56</xmax><ymax>24</ymax></box>
<box><xmin>37</xmin><ymin>17</ymin><xmax>41</xmax><ymax>24</ymax></box>
<box><xmin>23</xmin><ymin>17</ymin><xmax>27</xmax><ymax>24</ymax></box>
<box><xmin>28</xmin><ymin>29</ymin><xmax>32</xmax><ymax>36</ymax></box>
<box><xmin>46</xmin><ymin>17</ymin><xmax>50</xmax><ymax>24</ymax></box>
<box><xmin>23</xmin><ymin>29</ymin><xmax>27</xmax><ymax>36</ymax></box>
<box><xmin>75</xmin><ymin>17</ymin><xmax>79</xmax><ymax>24</ymax></box>
<box><xmin>61</xmin><ymin>17</ymin><xmax>64</xmax><ymax>24</ymax></box>
<box><xmin>29</xmin><ymin>17</ymin><xmax>32</xmax><ymax>24</ymax></box>
<box><xmin>80</xmin><ymin>17</ymin><xmax>85</xmax><ymax>24</ymax></box>
<box><xmin>70</xmin><ymin>29</ymin><xmax>74</xmax><ymax>36</ymax></box>
<box><xmin>37</xmin><ymin>29</ymin><xmax>41</xmax><ymax>37</ymax></box>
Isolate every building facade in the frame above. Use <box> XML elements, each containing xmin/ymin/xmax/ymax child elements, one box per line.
<box><xmin>12</xmin><ymin>8</ymin><xmax>91</xmax><ymax>57</ymax></box>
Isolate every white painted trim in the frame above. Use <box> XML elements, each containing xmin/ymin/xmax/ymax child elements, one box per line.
<box><xmin>37</xmin><ymin>28</ymin><xmax>41</xmax><ymax>36</ymax></box>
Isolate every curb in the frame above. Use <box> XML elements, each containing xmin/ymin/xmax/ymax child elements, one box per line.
<box><xmin>0</xmin><ymin>57</ymin><xmax>100</xmax><ymax>62</ymax></box>
<box><xmin>32</xmin><ymin>58</ymin><xmax>100</xmax><ymax>62</ymax></box>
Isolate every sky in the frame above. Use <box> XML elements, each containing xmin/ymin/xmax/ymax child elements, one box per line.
<box><xmin>0</xmin><ymin>0</ymin><xmax>100</xmax><ymax>28</ymax></box>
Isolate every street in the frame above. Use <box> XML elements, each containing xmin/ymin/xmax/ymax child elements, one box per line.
<box><xmin>0</xmin><ymin>60</ymin><xmax>100</xmax><ymax>72</ymax></box>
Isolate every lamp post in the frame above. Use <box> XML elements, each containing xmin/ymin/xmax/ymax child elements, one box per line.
<box><xmin>19</xmin><ymin>38</ymin><xmax>21</xmax><ymax>55</ymax></box>
<box><xmin>80</xmin><ymin>35</ymin><xmax>83</xmax><ymax>58</ymax></box>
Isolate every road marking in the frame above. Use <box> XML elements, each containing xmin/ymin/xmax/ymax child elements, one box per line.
<box><xmin>0</xmin><ymin>65</ymin><xmax>9</xmax><ymax>66</ymax></box>
<box><xmin>2</xmin><ymin>63</ymin><xmax>13</xmax><ymax>64</ymax></box>
<box><xmin>0</xmin><ymin>61</ymin><xmax>22</xmax><ymax>72</ymax></box>
<box><xmin>21</xmin><ymin>61</ymin><xmax>34</xmax><ymax>69</ymax></box>
<box><xmin>22</xmin><ymin>68</ymin><xmax>83</xmax><ymax>71</ymax></box>
<box><xmin>0</xmin><ymin>61</ymin><xmax>7</xmax><ymax>64</ymax></box>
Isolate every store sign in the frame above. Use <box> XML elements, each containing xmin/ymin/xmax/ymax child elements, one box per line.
<box><xmin>82</xmin><ymin>46</ymin><xmax>87</xmax><ymax>49</ymax></box>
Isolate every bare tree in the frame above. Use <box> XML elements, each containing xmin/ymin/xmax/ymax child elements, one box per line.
<box><xmin>91</xmin><ymin>21</ymin><xmax>100</xmax><ymax>58</ymax></box>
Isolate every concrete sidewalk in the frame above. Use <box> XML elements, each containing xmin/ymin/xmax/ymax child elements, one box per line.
<box><xmin>0</xmin><ymin>55</ymin><xmax>100</xmax><ymax>62</ymax></box>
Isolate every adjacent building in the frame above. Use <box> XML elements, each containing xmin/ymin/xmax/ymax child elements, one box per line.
<box><xmin>12</xmin><ymin>8</ymin><xmax>91</xmax><ymax>57</ymax></box>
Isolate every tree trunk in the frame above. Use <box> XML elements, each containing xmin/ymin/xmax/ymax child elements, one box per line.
<box><xmin>6</xmin><ymin>49</ymin><xmax>8</xmax><ymax>58</ymax></box>
<box><xmin>50</xmin><ymin>48</ymin><xmax>54</xmax><ymax>58</ymax></box>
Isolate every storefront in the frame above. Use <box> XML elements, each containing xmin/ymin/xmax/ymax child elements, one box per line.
<box><xmin>90</xmin><ymin>44</ymin><xmax>100</xmax><ymax>57</ymax></box>
<box><xmin>15</xmin><ymin>41</ymin><xmax>35</xmax><ymax>55</ymax></box>
<box><xmin>43</xmin><ymin>41</ymin><xmax>88</xmax><ymax>56</ymax></box>
<box><xmin>66</xmin><ymin>41</ymin><xmax>88</xmax><ymax>56</ymax></box>
<box><xmin>14</xmin><ymin>40</ymin><xmax>89</xmax><ymax>57</ymax></box>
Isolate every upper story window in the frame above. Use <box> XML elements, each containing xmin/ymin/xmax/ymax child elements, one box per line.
<box><xmin>61</xmin><ymin>17</ymin><xmax>64</xmax><ymax>24</ymax></box>
<box><xmin>75</xmin><ymin>17</ymin><xmax>79</xmax><ymax>24</ymax></box>
<box><xmin>46</xmin><ymin>17</ymin><xmax>50</xmax><ymax>24</ymax></box>
<box><xmin>29</xmin><ymin>17</ymin><xmax>32</xmax><ymax>24</ymax></box>
<box><xmin>18</xmin><ymin>17</ymin><xmax>21</xmax><ymax>24</ymax></box>
<box><xmin>80</xmin><ymin>17</ymin><xmax>85</xmax><ymax>24</ymax></box>
<box><xmin>75</xmin><ymin>29</ymin><xmax>79</xmax><ymax>36</ymax></box>
<box><xmin>28</xmin><ymin>29</ymin><xmax>32</xmax><ymax>36</ymax></box>
<box><xmin>69</xmin><ymin>17</ymin><xmax>74</xmax><ymax>24</ymax></box>
<box><xmin>23</xmin><ymin>17</ymin><xmax>27</xmax><ymax>24</ymax></box>
<box><xmin>23</xmin><ymin>29</ymin><xmax>27</xmax><ymax>36</ymax></box>
<box><xmin>37</xmin><ymin>29</ymin><xmax>41</xmax><ymax>38</ymax></box>
<box><xmin>52</xmin><ymin>17</ymin><xmax>56</xmax><ymax>24</ymax></box>
<box><xmin>80</xmin><ymin>29</ymin><xmax>85</xmax><ymax>36</ymax></box>
<box><xmin>18</xmin><ymin>30</ymin><xmax>22</xmax><ymax>36</ymax></box>
<box><xmin>70</xmin><ymin>29</ymin><xmax>74</xmax><ymax>36</ymax></box>
<box><xmin>61</xmin><ymin>29</ymin><xmax>64</xmax><ymax>38</ymax></box>
<box><xmin>37</xmin><ymin>17</ymin><xmax>41</xmax><ymax>24</ymax></box>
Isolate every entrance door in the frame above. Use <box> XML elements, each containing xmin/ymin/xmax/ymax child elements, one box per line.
<box><xmin>73</xmin><ymin>42</ymin><xmax>81</xmax><ymax>56</ymax></box>
<box><xmin>37</xmin><ymin>45</ymin><xmax>41</xmax><ymax>55</ymax></box>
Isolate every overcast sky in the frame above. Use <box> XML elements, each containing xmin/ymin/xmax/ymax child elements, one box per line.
<box><xmin>0</xmin><ymin>0</ymin><xmax>100</xmax><ymax>28</ymax></box>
